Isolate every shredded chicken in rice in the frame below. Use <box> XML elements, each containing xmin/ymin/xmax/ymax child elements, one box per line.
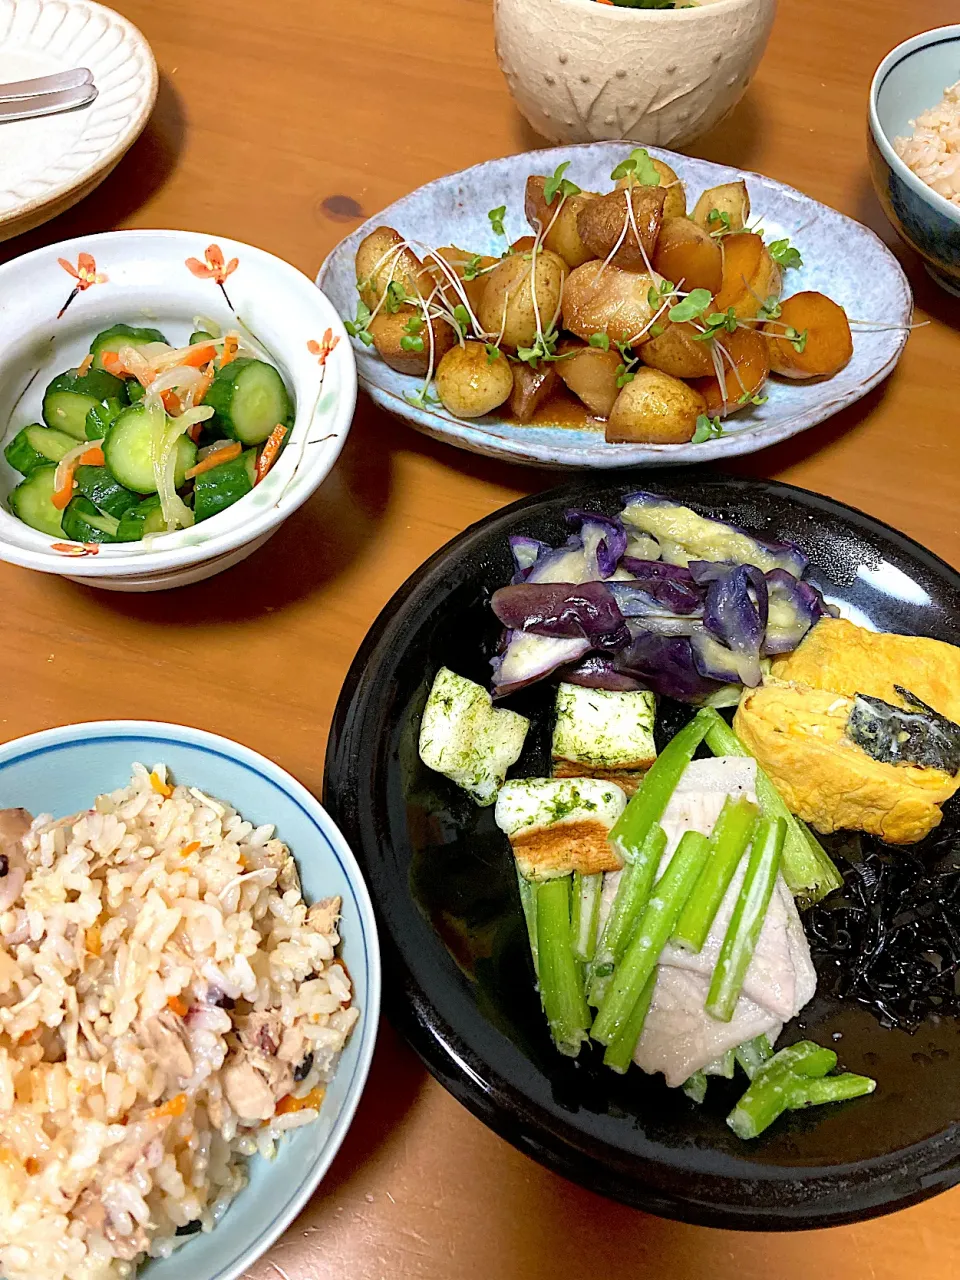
<box><xmin>0</xmin><ymin>766</ymin><xmax>358</xmax><ymax>1280</ymax></box>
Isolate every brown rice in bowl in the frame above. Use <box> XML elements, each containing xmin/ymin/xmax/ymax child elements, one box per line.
<box><xmin>894</xmin><ymin>79</ymin><xmax>960</xmax><ymax>207</ymax></box>
<box><xmin>0</xmin><ymin>764</ymin><xmax>359</xmax><ymax>1280</ymax></box>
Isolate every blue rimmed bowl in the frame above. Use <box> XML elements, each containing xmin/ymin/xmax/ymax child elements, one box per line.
<box><xmin>869</xmin><ymin>25</ymin><xmax>960</xmax><ymax>295</ymax></box>
<box><xmin>0</xmin><ymin>720</ymin><xmax>380</xmax><ymax>1280</ymax></box>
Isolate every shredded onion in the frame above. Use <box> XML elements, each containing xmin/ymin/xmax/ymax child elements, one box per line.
<box><xmin>192</xmin><ymin>316</ymin><xmax>222</xmax><ymax>339</ymax></box>
<box><xmin>151</xmin><ymin>341</ymin><xmax>219</xmax><ymax>374</ymax></box>
<box><xmin>53</xmin><ymin>438</ymin><xmax>104</xmax><ymax>497</ymax></box>
<box><xmin>117</xmin><ymin>345</ymin><xmax>155</xmax><ymax>387</ymax></box>
<box><xmin>144</xmin><ymin>364</ymin><xmax>205</xmax><ymax>415</ymax></box>
<box><xmin>197</xmin><ymin>439</ymin><xmax>236</xmax><ymax>461</ymax></box>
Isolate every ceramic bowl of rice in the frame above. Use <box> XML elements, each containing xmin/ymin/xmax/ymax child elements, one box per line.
<box><xmin>869</xmin><ymin>25</ymin><xmax>960</xmax><ymax>295</ymax></box>
<box><xmin>0</xmin><ymin>721</ymin><xmax>379</xmax><ymax>1280</ymax></box>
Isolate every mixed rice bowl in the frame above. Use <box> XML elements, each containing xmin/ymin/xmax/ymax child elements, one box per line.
<box><xmin>894</xmin><ymin>78</ymin><xmax>960</xmax><ymax>208</ymax></box>
<box><xmin>0</xmin><ymin>764</ymin><xmax>358</xmax><ymax>1280</ymax></box>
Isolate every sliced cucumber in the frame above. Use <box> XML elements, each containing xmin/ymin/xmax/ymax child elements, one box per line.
<box><xmin>74</xmin><ymin>465</ymin><xmax>140</xmax><ymax>518</ymax></box>
<box><xmin>8</xmin><ymin>465</ymin><xmax>64</xmax><ymax>537</ymax></box>
<box><xmin>193</xmin><ymin>449</ymin><xmax>257</xmax><ymax>522</ymax></box>
<box><xmin>116</xmin><ymin>494</ymin><xmax>165</xmax><ymax>541</ymax></box>
<box><xmin>204</xmin><ymin>359</ymin><xmax>292</xmax><ymax>445</ymax></box>
<box><xmin>85</xmin><ymin>398</ymin><xmax>125</xmax><ymax>441</ymax></box>
<box><xmin>4</xmin><ymin>424</ymin><xmax>77</xmax><ymax>475</ymax></box>
<box><xmin>42</xmin><ymin>369</ymin><xmax>128</xmax><ymax>439</ymax></box>
<box><xmin>127</xmin><ymin>381</ymin><xmax>146</xmax><ymax>404</ymax></box>
<box><xmin>102</xmin><ymin>405</ymin><xmax>197</xmax><ymax>494</ymax></box>
<box><xmin>189</xmin><ymin>329</ymin><xmax>216</xmax><ymax>346</ymax></box>
<box><xmin>90</xmin><ymin>324</ymin><xmax>168</xmax><ymax>370</ymax></box>
<box><xmin>61</xmin><ymin>495</ymin><xmax>120</xmax><ymax>543</ymax></box>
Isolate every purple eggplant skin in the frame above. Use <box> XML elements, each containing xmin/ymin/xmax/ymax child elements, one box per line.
<box><xmin>763</xmin><ymin>568</ymin><xmax>838</xmax><ymax>655</ymax></box>
<box><xmin>491</xmin><ymin>632</ymin><xmax>592</xmax><ymax>699</ymax></box>
<box><xmin>560</xmin><ymin>654</ymin><xmax>646</xmax><ymax>692</ymax></box>
<box><xmin>618</xmin><ymin>559</ymin><xmax>704</xmax><ymax>615</ymax></box>
<box><xmin>565</xmin><ymin>508</ymin><xmax>628</xmax><ymax>580</ymax></box>
<box><xmin>490</xmin><ymin>581</ymin><xmax>630</xmax><ymax>650</ymax></box>
<box><xmin>615</xmin><ymin>630</ymin><xmax>729</xmax><ymax>703</ymax></box>
<box><xmin>509</xmin><ymin>535</ymin><xmax>547</xmax><ymax>583</ymax></box>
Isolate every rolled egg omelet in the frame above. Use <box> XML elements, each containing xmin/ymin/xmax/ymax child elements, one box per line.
<box><xmin>734</xmin><ymin>619</ymin><xmax>960</xmax><ymax>845</ymax></box>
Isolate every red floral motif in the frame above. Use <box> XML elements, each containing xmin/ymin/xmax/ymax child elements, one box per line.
<box><xmin>56</xmin><ymin>253</ymin><xmax>107</xmax><ymax>318</ymax></box>
<box><xmin>307</xmin><ymin>330</ymin><xmax>340</xmax><ymax>367</ymax></box>
<box><xmin>185</xmin><ymin>244</ymin><xmax>239</xmax><ymax>308</ymax></box>
<box><xmin>51</xmin><ymin>542</ymin><xmax>100</xmax><ymax>557</ymax></box>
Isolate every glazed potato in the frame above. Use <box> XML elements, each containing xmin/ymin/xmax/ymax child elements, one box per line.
<box><xmin>432</xmin><ymin>246</ymin><xmax>498</xmax><ymax>316</ymax></box>
<box><xmin>510</xmin><ymin>234</ymin><xmax>538</xmax><ymax>254</ymax></box>
<box><xmin>762</xmin><ymin>291</ymin><xmax>853</xmax><ymax>378</ymax></box>
<box><xmin>715</xmin><ymin>233</ymin><xmax>782</xmax><ymax>318</ymax></box>
<box><xmin>615</xmin><ymin>159</ymin><xmax>686</xmax><ymax>220</ymax></box>
<box><xmin>640</xmin><ymin>320</ymin><xmax>716</xmax><ymax>379</ymax></box>
<box><xmin>556</xmin><ymin>342</ymin><xmax>622</xmax><ymax>418</ymax></box>
<box><xmin>691</xmin><ymin>180</ymin><xmax>751</xmax><ymax>235</ymax></box>
<box><xmin>689</xmin><ymin>325</ymin><xmax>770</xmax><ymax>415</ymax></box>
<box><xmin>355</xmin><ymin>226</ymin><xmax>429</xmax><ymax>310</ymax></box>
<box><xmin>368</xmin><ymin>309</ymin><xmax>456</xmax><ymax>377</ymax></box>
<box><xmin>652</xmin><ymin>218</ymin><xmax>723</xmax><ymax>294</ymax></box>
<box><xmin>435</xmin><ymin>342</ymin><xmax>514</xmax><ymax>418</ymax></box>
<box><xmin>606</xmin><ymin>369</ymin><xmax>706</xmax><ymax>444</ymax></box>
<box><xmin>477</xmin><ymin>249</ymin><xmax>567</xmax><ymax>350</ymax></box>
<box><xmin>509</xmin><ymin>362</ymin><xmax>559</xmax><ymax>423</ymax></box>
<box><xmin>562</xmin><ymin>261</ymin><xmax>657</xmax><ymax>349</ymax></box>
<box><xmin>576</xmin><ymin>186</ymin><xmax>666</xmax><ymax>269</ymax></box>
<box><xmin>524</xmin><ymin>177</ymin><xmax>598</xmax><ymax>270</ymax></box>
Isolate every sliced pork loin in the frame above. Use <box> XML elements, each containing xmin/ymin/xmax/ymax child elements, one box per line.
<box><xmin>599</xmin><ymin>757</ymin><xmax>816</xmax><ymax>1087</ymax></box>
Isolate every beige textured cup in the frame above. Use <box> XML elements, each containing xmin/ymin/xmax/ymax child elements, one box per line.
<box><xmin>494</xmin><ymin>0</ymin><xmax>776</xmax><ymax>148</ymax></box>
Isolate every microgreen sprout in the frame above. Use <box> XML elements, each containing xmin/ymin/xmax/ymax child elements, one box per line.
<box><xmin>707</xmin><ymin>208</ymin><xmax>732</xmax><ymax>237</ymax></box>
<box><xmin>647</xmin><ymin>278</ymin><xmax>676</xmax><ymax>310</ymax></box>
<box><xmin>589</xmin><ymin>333</ymin><xmax>611</xmax><ymax>351</ymax></box>
<box><xmin>785</xmin><ymin>325</ymin><xmax>808</xmax><ymax>353</ymax></box>
<box><xmin>399</xmin><ymin>315</ymin><xmax>425</xmax><ymax>352</ymax></box>
<box><xmin>384</xmin><ymin>281</ymin><xmax>412</xmax><ymax>314</ymax></box>
<box><xmin>516</xmin><ymin>326</ymin><xmax>561</xmax><ymax>367</ymax></box>
<box><xmin>768</xmin><ymin>238</ymin><xmax>803</xmax><ymax>270</ymax></box>
<box><xmin>403</xmin><ymin>388</ymin><xmax>442</xmax><ymax>409</ymax></box>
<box><xmin>485</xmin><ymin>343</ymin><xmax>501</xmax><ymax>363</ymax></box>
<box><xmin>344</xmin><ymin>300</ymin><xmax>374</xmax><ymax>346</ymax></box>
<box><xmin>488</xmin><ymin>205</ymin><xmax>508</xmax><ymax>240</ymax></box>
<box><xmin>544</xmin><ymin>161</ymin><xmax>581</xmax><ymax>205</ymax></box>
<box><xmin>614</xmin><ymin>342</ymin><xmax>639</xmax><ymax>388</ymax></box>
<box><xmin>462</xmin><ymin>254</ymin><xmax>484</xmax><ymax>282</ymax></box>
<box><xmin>691</xmin><ymin>306</ymin><xmax>740</xmax><ymax>342</ymax></box>
<box><xmin>668</xmin><ymin>288</ymin><xmax>713</xmax><ymax>323</ymax></box>
<box><xmin>758</xmin><ymin>295</ymin><xmax>782</xmax><ymax>320</ymax></box>
<box><xmin>610</xmin><ymin>147</ymin><xmax>661</xmax><ymax>187</ymax></box>
<box><xmin>738</xmin><ymin>389</ymin><xmax>769</xmax><ymax>406</ymax></box>
<box><xmin>692</xmin><ymin>413</ymin><xmax>725</xmax><ymax>443</ymax></box>
<box><xmin>451</xmin><ymin>304</ymin><xmax>471</xmax><ymax>338</ymax></box>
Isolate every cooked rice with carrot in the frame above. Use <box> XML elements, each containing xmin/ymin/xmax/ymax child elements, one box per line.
<box><xmin>0</xmin><ymin>765</ymin><xmax>358</xmax><ymax>1280</ymax></box>
<box><xmin>894</xmin><ymin>80</ymin><xmax>960</xmax><ymax>207</ymax></box>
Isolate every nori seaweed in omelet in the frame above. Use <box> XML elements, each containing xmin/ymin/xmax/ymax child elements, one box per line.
<box><xmin>848</xmin><ymin>687</ymin><xmax>960</xmax><ymax>774</ymax></box>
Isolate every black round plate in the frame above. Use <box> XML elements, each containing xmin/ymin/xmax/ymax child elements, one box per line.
<box><xmin>324</xmin><ymin>470</ymin><xmax>960</xmax><ymax>1229</ymax></box>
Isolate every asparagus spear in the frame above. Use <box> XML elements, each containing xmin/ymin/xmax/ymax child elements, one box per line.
<box><xmin>591</xmin><ymin>830</ymin><xmax>711</xmax><ymax>1046</ymax></box>
<box><xmin>704</xmin><ymin>1050</ymin><xmax>736</xmax><ymax>1078</ymax></box>
<box><xmin>602</xmin><ymin>970</ymin><xmax>656</xmax><ymax>1074</ymax></box>
<box><xmin>726</xmin><ymin>1041</ymin><xmax>838</xmax><ymax>1139</ymax></box>
<box><xmin>706</xmin><ymin>817</ymin><xmax>786</xmax><ymax>1023</ymax></box>
<box><xmin>517</xmin><ymin>867</ymin><xmax>539</xmax><ymax>979</ymax></box>
<box><xmin>683</xmin><ymin>1071</ymin><xmax>708</xmax><ymax>1104</ymax></box>
<box><xmin>586</xmin><ymin>824</ymin><xmax>667</xmax><ymax>1007</ymax></box>
<box><xmin>735</xmin><ymin>1034</ymin><xmax>773</xmax><ymax>1080</ymax></box>
<box><xmin>536</xmin><ymin>877</ymin><xmax>590</xmax><ymax>1057</ymax></box>
<box><xmin>571</xmin><ymin>872</ymin><xmax>603</xmax><ymax>963</ymax></box>
<box><xmin>699</xmin><ymin>708</ymin><xmax>842</xmax><ymax>906</ymax></box>
<box><xmin>789</xmin><ymin>1074</ymin><xmax>876</xmax><ymax>1109</ymax></box>
<box><xmin>672</xmin><ymin>795</ymin><xmax>760</xmax><ymax>952</ymax></box>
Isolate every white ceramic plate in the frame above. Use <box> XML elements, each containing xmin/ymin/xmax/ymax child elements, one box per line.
<box><xmin>318</xmin><ymin>142</ymin><xmax>913</xmax><ymax>470</ymax></box>
<box><xmin>0</xmin><ymin>0</ymin><xmax>157</xmax><ymax>241</ymax></box>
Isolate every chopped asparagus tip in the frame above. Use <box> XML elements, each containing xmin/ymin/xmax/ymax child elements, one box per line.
<box><xmin>591</xmin><ymin>830</ymin><xmax>711</xmax><ymax>1046</ymax></box>
<box><xmin>603</xmin><ymin>970</ymin><xmax>656</xmax><ymax>1074</ymax></box>
<box><xmin>571</xmin><ymin>872</ymin><xmax>603</xmax><ymax>963</ymax></box>
<box><xmin>586</xmin><ymin>824</ymin><xmax>666</xmax><ymax>1007</ymax></box>
<box><xmin>683</xmin><ymin>1070</ymin><xmax>708</xmax><ymax>1104</ymax></box>
<box><xmin>726</xmin><ymin>1041</ymin><xmax>838</xmax><ymax>1139</ymax></box>
<box><xmin>735</xmin><ymin>1034</ymin><xmax>773</xmax><ymax>1081</ymax></box>
<box><xmin>789</xmin><ymin>1073</ymin><xmax>877</xmax><ymax>1109</ymax></box>
<box><xmin>671</xmin><ymin>795</ymin><xmax>760</xmax><ymax>952</ymax></box>
<box><xmin>706</xmin><ymin>816</ymin><xmax>786</xmax><ymax>1023</ymax></box>
<box><xmin>536</xmin><ymin>877</ymin><xmax>590</xmax><ymax>1056</ymax></box>
<box><xmin>517</xmin><ymin>867</ymin><xmax>540</xmax><ymax>980</ymax></box>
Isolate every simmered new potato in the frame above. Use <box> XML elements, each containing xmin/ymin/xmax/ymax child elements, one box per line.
<box><xmin>606</xmin><ymin>369</ymin><xmax>706</xmax><ymax>443</ymax></box>
<box><xmin>576</xmin><ymin>186</ymin><xmax>666</xmax><ymax>269</ymax></box>
<box><xmin>714</xmin><ymin>232</ymin><xmax>781</xmax><ymax>318</ymax></box>
<box><xmin>524</xmin><ymin>177</ymin><xmax>598</xmax><ymax>269</ymax></box>
<box><xmin>355</xmin><ymin>226</ymin><xmax>429</xmax><ymax>310</ymax></box>
<box><xmin>368</xmin><ymin>309</ymin><xmax>456</xmax><ymax>377</ymax></box>
<box><xmin>478</xmin><ymin>249</ymin><xmax>567</xmax><ymax>350</ymax></box>
<box><xmin>652</xmin><ymin>218</ymin><xmax>723</xmax><ymax>295</ymax></box>
<box><xmin>556</xmin><ymin>342</ymin><xmax>622</xmax><ymax>418</ymax></box>
<box><xmin>509</xmin><ymin>362</ymin><xmax>559</xmax><ymax>423</ymax></box>
<box><xmin>691</xmin><ymin>180</ymin><xmax>751</xmax><ymax>235</ymax></box>
<box><xmin>432</xmin><ymin>246</ymin><xmax>499</xmax><ymax>317</ymax></box>
<box><xmin>689</xmin><ymin>324</ymin><xmax>770</xmax><ymax>415</ymax></box>
<box><xmin>762</xmin><ymin>291</ymin><xmax>853</xmax><ymax>378</ymax></box>
<box><xmin>615</xmin><ymin>159</ymin><xmax>686</xmax><ymax>220</ymax></box>
<box><xmin>435</xmin><ymin>342</ymin><xmax>514</xmax><ymax>418</ymax></box>
<box><xmin>640</xmin><ymin>320</ymin><xmax>716</xmax><ymax>379</ymax></box>
<box><xmin>561</xmin><ymin>261</ymin><xmax>657</xmax><ymax>349</ymax></box>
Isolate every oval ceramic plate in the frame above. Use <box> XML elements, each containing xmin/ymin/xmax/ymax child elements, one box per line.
<box><xmin>0</xmin><ymin>0</ymin><xmax>157</xmax><ymax>241</ymax></box>
<box><xmin>325</xmin><ymin>472</ymin><xmax>960</xmax><ymax>1228</ymax></box>
<box><xmin>318</xmin><ymin>142</ymin><xmax>912</xmax><ymax>469</ymax></box>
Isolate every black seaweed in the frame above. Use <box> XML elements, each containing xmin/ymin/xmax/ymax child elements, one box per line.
<box><xmin>847</xmin><ymin>685</ymin><xmax>960</xmax><ymax>774</ymax></box>
<box><xmin>0</xmin><ymin>855</ymin><xmax>8</xmax><ymax>878</ymax></box>
<box><xmin>293</xmin><ymin>1052</ymin><xmax>314</xmax><ymax>1083</ymax></box>
<box><xmin>175</xmin><ymin>1221</ymin><xmax>203</xmax><ymax>1237</ymax></box>
<box><xmin>806</xmin><ymin>811</ymin><xmax>960</xmax><ymax>1030</ymax></box>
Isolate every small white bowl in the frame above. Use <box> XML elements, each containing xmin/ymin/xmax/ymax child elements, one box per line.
<box><xmin>0</xmin><ymin>230</ymin><xmax>356</xmax><ymax>592</ymax></box>
<box><xmin>494</xmin><ymin>0</ymin><xmax>776</xmax><ymax>148</ymax></box>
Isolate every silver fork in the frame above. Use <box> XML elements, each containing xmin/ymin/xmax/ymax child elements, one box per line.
<box><xmin>0</xmin><ymin>68</ymin><xmax>97</xmax><ymax>122</ymax></box>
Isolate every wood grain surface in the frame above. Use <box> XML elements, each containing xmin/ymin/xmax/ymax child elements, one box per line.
<box><xmin>2</xmin><ymin>0</ymin><xmax>959</xmax><ymax>1275</ymax></box>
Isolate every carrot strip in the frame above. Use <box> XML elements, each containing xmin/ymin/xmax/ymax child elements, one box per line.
<box><xmin>166</xmin><ymin>995</ymin><xmax>189</xmax><ymax>1018</ymax></box>
<box><xmin>184</xmin><ymin>442</ymin><xmax>242</xmax><ymax>480</ymax></box>
<box><xmin>255</xmin><ymin>424</ymin><xmax>288</xmax><ymax>485</ymax></box>
<box><xmin>99</xmin><ymin>351</ymin><xmax>123</xmax><ymax>377</ymax></box>
<box><xmin>143</xmin><ymin>1093</ymin><xmax>187</xmax><ymax>1121</ymax></box>
<box><xmin>52</xmin><ymin>472</ymin><xmax>76</xmax><ymax>510</ymax></box>
<box><xmin>194</xmin><ymin>362</ymin><xmax>215</xmax><ymax>406</ymax></box>
<box><xmin>85</xmin><ymin>925</ymin><xmax>102</xmax><ymax>956</ymax></box>
<box><xmin>79</xmin><ymin>446</ymin><xmax>104</xmax><ymax>467</ymax></box>
<box><xmin>149</xmin><ymin>771</ymin><xmax>173</xmax><ymax>798</ymax></box>
<box><xmin>161</xmin><ymin>389</ymin><xmax>181</xmax><ymax>415</ymax></box>
<box><xmin>220</xmin><ymin>333</ymin><xmax>240</xmax><ymax>367</ymax></box>
<box><xmin>77</xmin><ymin>353</ymin><xmax>94</xmax><ymax>376</ymax></box>
<box><xmin>181</xmin><ymin>343</ymin><xmax>217</xmax><ymax>368</ymax></box>
<box><xmin>275</xmin><ymin>1086</ymin><xmax>325</xmax><ymax>1116</ymax></box>
<box><xmin>181</xmin><ymin>841</ymin><xmax>200</xmax><ymax>857</ymax></box>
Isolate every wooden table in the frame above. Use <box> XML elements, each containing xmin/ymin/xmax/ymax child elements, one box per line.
<box><xmin>3</xmin><ymin>0</ymin><xmax>960</xmax><ymax>1274</ymax></box>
